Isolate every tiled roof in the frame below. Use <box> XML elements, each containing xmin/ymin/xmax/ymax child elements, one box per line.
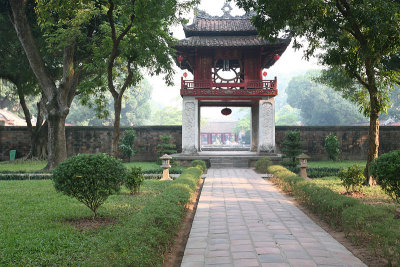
<box><xmin>175</xmin><ymin>35</ymin><xmax>290</xmax><ymax>48</ymax></box>
<box><xmin>183</xmin><ymin>4</ymin><xmax>257</xmax><ymax>37</ymax></box>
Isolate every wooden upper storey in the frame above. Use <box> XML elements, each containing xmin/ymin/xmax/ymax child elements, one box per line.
<box><xmin>174</xmin><ymin>3</ymin><xmax>290</xmax><ymax>97</ymax></box>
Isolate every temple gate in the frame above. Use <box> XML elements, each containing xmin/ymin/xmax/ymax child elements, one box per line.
<box><xmin>174</xmin><ymin>3</ymin><xmax>290</xmax><ymax>155</ymax></box>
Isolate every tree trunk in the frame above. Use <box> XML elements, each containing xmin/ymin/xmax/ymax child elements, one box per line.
<box><xmin>365</xmin><ymin>94</ymin><xmax>379</xmax><ymax>186</ymax></box>
<box><xmin>112</xmin><ymin>96</ymin><xmax>122</xmax><ymax>156</ymax></box>
<box><xmin>45</xmin><ymin>113</ymin><xmax>67</xmax><ymax>170</ymax></box>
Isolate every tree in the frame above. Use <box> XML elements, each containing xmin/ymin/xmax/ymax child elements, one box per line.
<box><xmin>0</xmin><ymin>3</ymin><xmax>47</xmax><ymax>159</ymax></box>
<box><xmin>281</xmin><ymin>130</ymin><xmax>303</xmax><ymax>167</ymax></box>
<box><xmin>151</xmin><ymin>106</ymin><xmax>182</xmax><ymax>125</ymax></box>
<box><xmin>67</xmin><ymin>79</ymin><xmax>153</xmax><ymax>126</ymax></box>
<box><xmin>7</xmin><ymin>0</ymin><xmax>102</xmax><ymax>169</ymax></box>
<box><xmin>74</xmin><ymin>0</ymin><xmax>195</xmax><ymax>156</ymax></box>
<box><xmin>286</xmin><ymin>71</ymin><xmax>365</xmax><ymax>125</ymax></box>
<box><xmin>275</xmin><ymin>104</ymin><xmax>301</xmax><ymax>126</ymax></box>
<box><xmin>236</xmin><ymin>0</ymin><xmax>400</xmax><ymax>183</ymax></box>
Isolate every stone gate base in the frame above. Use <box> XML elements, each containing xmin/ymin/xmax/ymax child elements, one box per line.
<box><xmin>172</xmin><ymin>151</ymin><xmax>281</xmax><ymax>169</ymax></box>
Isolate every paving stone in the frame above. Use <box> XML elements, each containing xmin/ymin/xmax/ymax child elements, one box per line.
<box><xmin>181</xmin><ymin>169</ymin><xmax>366</xmax><ymax>267</ymax></box>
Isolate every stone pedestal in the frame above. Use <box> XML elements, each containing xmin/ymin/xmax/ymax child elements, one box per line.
<box><xmin>258</xmin><ymin>98</ymin><xmax>275</xmax><ymax>153</ymax></box>
<box><xmin>182</xmin><ymin>96</ymin><xmax>199</xmax><ymax>154</ymax></box>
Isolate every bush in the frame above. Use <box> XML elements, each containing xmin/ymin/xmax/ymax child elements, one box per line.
<box><xmin>281</xmin><ymin>131</ymin><xmax>303</xmax><ymax>166</ymax></box>
<box><xmin>119</xmin><ymin>129</ymin><xmax>136</xmax><ymax>161</ymax></box>
<box><xmin>370</xmin><ymin>149</ymin><xmax>400</xmax><ymax>204</ymax></box>
<box><xmin>88</xmin><ymin>167</ymin><xmax>203</xmax><ymax>266</ymax></box>
<box><xmin>324</xmin><ymin>133</ymin><xmax>340</xmax><ymax>161</ymax></box>
<box><xmin>52</xmin><ymin>154</ymin><xmax>126</xmax><ymax>218</ymax></box>
<box><xmin>156</xmin><ymin>135</ymin><xmax>177</xmax><ymax>165</ymax></box>
<box><xmin>190</xmin><ymin>160</ymin><xmax>206</xmax><ymax>172</ymax></box>
<box><xmin>270</xmin><ymin>164</ymin><xmax>400</xmax><ymax>265</ymax></box>
<box><xmin>268</xmin><ymin>165</ymin><xmax>359</xmax><ymax>228</ymax></box>
<box><xmin>307</xmin><ymin>167</ymin><xmax>340</xmax><ymax>178</ymax></box>
<box><xmin>125</xmin><ymin>167</ymin><xmax>145</xmax><ymax>194</ymax></box>
<box><xmin>338</xmin><ymin>165</ymin><xmax>365</xmax><ymax>193</ymax></box>
<box><xmin>255</xmin><ymin>157</ymin><xmax>272</xmax><ymax>173</ymax></box>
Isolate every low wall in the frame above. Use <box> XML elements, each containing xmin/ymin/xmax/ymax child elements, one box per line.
<box><xmin>0</xmin><ymin>126</ymin><xmax>182</xmax><ymax>161</ymax></box>
<box><xmin>1</xmin><ymin>125</ymin><xmax>399</xmax><ymax>161</ymax></box>
<box><xmin>275</xmin><ymin>126</ymin><xmax>400</xmax><ymax>160</ymax></box>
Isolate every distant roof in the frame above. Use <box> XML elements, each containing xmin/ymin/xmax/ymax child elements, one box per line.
<box><xmin>175</xmin><ymin>35</ymin><xmax>290</xmax><ymax>48</ymax></box>
<box><xmin>0</xmin><ymin>108</ymin><xmax>28</xmax><ymax>126</ymax></box>
<box><xmin>201</xmin><ymin>121</ymin><xmax>237</xmax><ymax>133</ymax></box>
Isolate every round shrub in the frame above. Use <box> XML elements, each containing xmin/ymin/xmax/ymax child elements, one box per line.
<box><xmin>338</xmin><ymin>164</ymin><xmax>365</xmax><ymax>193</ymax></box>
<box><xmin>190</xmin><ymin>160</ymin><xmax>206</xmax><ymax>172</ymax></box>
<box><xmin>52</xmin><ymin>153</ymin><xmax>127</xmax><ymax>218</ymax></box>
<box><xmin>255</xmin><ymin>157</ymin><xmax>272</xmax><ymax>173</ymax></box>
<box><xmin>370</xmin><ymin>149</ymin><xmax>400</xmax><ymax>204</ymax></box>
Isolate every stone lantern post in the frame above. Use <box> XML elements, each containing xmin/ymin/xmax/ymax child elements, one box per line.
<box><xmin>160</xmin><ymin>154</ymin><xmax>173</xmax><ymax>181</ymax></box>
<box><xmin>297</xmin><ymin>153</ymin><xmax>310</xmax><ymax>179</ymax></box>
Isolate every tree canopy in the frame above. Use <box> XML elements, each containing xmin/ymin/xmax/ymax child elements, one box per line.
<box><xmin>287</xmin><ymin>71</ymin><xmax>366</xmax><ymax>125</ymax></box>
<box><xmin>236</xmin><ymin>0</ymin><xmax>400</xmax><ymax>181</ymax></box>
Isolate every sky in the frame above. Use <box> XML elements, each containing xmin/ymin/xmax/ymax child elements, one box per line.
<box><xmin>145</xmin><ymin>0</ymin><xmax>322</xmax><ymax>120</ymax></box>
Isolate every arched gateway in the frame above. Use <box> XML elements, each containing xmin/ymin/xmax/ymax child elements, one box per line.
<box><xmin>174</xmin><ymin>3</ymin><xmax>290</xmax><ymax>162</ymax></box>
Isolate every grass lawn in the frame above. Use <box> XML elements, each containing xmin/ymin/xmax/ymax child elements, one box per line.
<box><xmin>0</xmin><ymin>179</ymin><xmax>171</xmax><ymax>266</ymax></box>
<box><xmin>308</xmin><ymin>160</ymin><xmax>366</xmax><ymax>168</ymax></box>
<box><xmin>0</xmin><ymin>160</ymin><xmax>173</xmax><ymax>172</ymax></box>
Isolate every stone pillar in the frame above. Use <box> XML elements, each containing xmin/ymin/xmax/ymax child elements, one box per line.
<box><xmin>182</xmin><ymin>96</ymin><xmax>199</xmax><ymax>154</ymax></box>
<box><xmin>258</xmin><ymin>97</ymin><xmax>275</xmax><ymax>153</ymax></box>
<box><xmin>251</xmin><ymin>103</ymin><xmax>259</xmax><ymax>152</ymax></box>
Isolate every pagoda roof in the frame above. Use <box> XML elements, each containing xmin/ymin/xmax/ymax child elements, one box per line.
<box><xmin>183</xmin><ymin>8</ymin><xmax>257</xmax><ymax>37</ymax></box>
<box><xmin>175</xmin><ymin>35</ymin><xmax>290</xmax><ymax>49</ymax></box>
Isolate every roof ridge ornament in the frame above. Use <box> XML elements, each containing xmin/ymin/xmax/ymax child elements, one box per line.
<box><xmin>222</xmin><ymin>2</ymin><xmax>233</xmax><ymax>18</ymax></box>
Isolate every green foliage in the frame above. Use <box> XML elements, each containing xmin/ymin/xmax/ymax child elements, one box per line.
<box><xmin>156</xmin><ymin>135</ymin><xmax>177</xmax><ymax>165</ymax></box>
<box><xmin>255</xmin><ymin>157</ymin><xmax>272</xmax><ymax>173</ymax></box>
<box><xmin>0</xmin><ymin>179</ymin><xmax>171</xmax><ymax>266</ymax></box>
<box><xmin>343</xmin><ymin>204</ymin><xmax>400</xmax><ymax>265</ymax></box>
<box><xmin>268</xmin><ymin>165</ymin><xmax>360</xmax><ymax>228</ymax></box>
<box><xmin>370</xmin><ymin>149</ymin><xmax>400</xmax><ymax>204</ymax></box>
<box><xmin>338</xmin><ymin>165</ymin><xmax>365</xmax><ymax>193</ymax></box>
<box><xmin>151</xmin><ymin>106</ymin><xmax>183</xmax><ymax>125</ymax></box>
<box><xmin>52</xmin><ymin>154</ymin><xmax>127</xmax><ymax>218</ymax></box>
<box><xmin>324</xmin><ymin>133</ymin><xmax>340</xmax><ymax>161</ymax></box>
<box><xmin>119</xmin><ymin>129</ymin><xmax>136</xmax><ymax>160</ymax></box>
<box><xmin>281</xmin><ymin>130</ymin><xmax>303</xmax><ymax>166</ymax></box>
<box><xmin>275</xmin><ymin>104</ymin><xmax>301</xmax><ymax>126</ymax></box>
<box><xmin>0</xmin><ymin>174</ymin><xmax>50</xmax><ymax>180</ymax></box>
<box><xmin>67</xmin><ymin>79</ymin><xmax>153</xmax><ymax>126</ymax></box>
<box><xmin>269</xmin><ymin>165</ymin><xmax>400</xmax><ymax>264</ymax></box>
<box><xmin>125</xmin><ymin>166</ymin><xmax>144</xmax><ymax>194</ymax></box>
<box><xmin>190</xmin><ymin>160</ymin><xmax>207</xmax><ymax>172</ymax></box>
<box><xmin>87</xmin><ymin>167</ymin><xmax>202</xmax><ymax>266</ymax></box>
<box><xmin>286</xmin><ymin>71</ymin><xmax>365</xmax><ymax>125</ymax></box>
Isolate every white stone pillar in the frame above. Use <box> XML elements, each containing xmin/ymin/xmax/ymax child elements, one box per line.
<box><xmin>258</xmin><ymin>98</ymin><xmax>275</xmax><ymax>153</ymax></box>
<box><xmin>182</xmin><ymin>96</ymin><xmax>199</xmax><ymax>154</ymax></box>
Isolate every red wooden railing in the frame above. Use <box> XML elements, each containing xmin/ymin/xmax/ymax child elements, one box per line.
<box><xmin>180</xmin><ymin>77</ymin><xmax>278</xmax><ymax>96</ymax></box>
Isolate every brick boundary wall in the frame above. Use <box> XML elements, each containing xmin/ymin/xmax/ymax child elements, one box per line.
<box><xmin>1</xmin><ymin>125</ymin><xmax>399</xmax><ymax>161</ymax></box>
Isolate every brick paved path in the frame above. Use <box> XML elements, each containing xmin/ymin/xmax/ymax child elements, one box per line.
<box><xmin>181</xmin><ymin>168</ymin><xmax>366</xmax><ymax>267</ymax></box>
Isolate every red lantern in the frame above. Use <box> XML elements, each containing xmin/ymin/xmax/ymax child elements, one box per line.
<box><xmin>183</xmin><ymin>72</ymin><xmax>188</xmax><ymax>78</ymax></box>
<box><xmin>177</xmin><ymin>55</ymin><xmax>184</xmax><ymax>62</ymax></box>
<box><xmin>263</xmin><ymin>71</ymin><xmax>267</xmax><ymax>77</ymax></box>
<box><xmin>274</xmin><ymin>54</ymin><xmax>280</xmax><ymax>61</ymax></box>
<box><xmin>221</xmin><ymin>107</ymin><xmax>232</xmax><ymax>116</ymax></box>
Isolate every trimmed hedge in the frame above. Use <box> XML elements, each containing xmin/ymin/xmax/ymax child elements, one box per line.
<box><xmin>286</xmin><ymin>166</ymin><xmax>340</xmax><ymax>178</ymax></box>
<box><xmin>0</xmin><ymin>174</ymin><xmax>51</xmax><ymax>180</ymax></box>
<box><xmin>86</xmin><ymin>167</ymin><xmax>203</xmax><ymax>266</ymax></box>
<box><xmin>268</xmin><ymin>165</ymin><xmax>400</xmax><ymax>265</ymax></box>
